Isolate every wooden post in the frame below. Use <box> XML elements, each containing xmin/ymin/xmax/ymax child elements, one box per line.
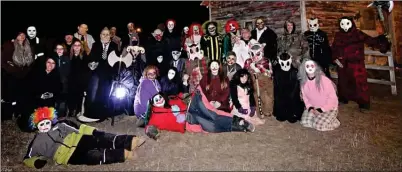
<box><xmin>300</xmin><ymin>0</ymin><xmax>307</xmax><ymax>32</ymax></box>
<box><xmin>388</xmin><ymin>9</ymin><xmax>398</xmax><ymax>64</ymax></box>
<box><xmin>209</xmin><ymin>1</ymin><xmax>212</xmax><ymax>21</ymax></box>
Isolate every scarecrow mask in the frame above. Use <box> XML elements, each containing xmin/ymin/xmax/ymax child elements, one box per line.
<box><xmin>308</xmin><ymin>18</ymin><xmax>319</xmax><ymax>32</ymax></box>
<box><xmin>27</xmin><ymin>26</ymin><xmax>37</xmax><ymax>39</ymax></box>
<box><xmin>210</xmin><ymin>61</ymin><xmax>220</xmax><ymax>76</ymax></box>
<box><xmin>305</xmin><ymin>60</ymin><xmax>316</xmax><ymax>75</ymax></box>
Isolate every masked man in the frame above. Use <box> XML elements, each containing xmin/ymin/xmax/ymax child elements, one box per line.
<box><xmin>146</xmin><ymin>29</ymin><xmax>167</xmax><ymax>66</ymax></box>
<box><xmin>164</xmin><ymin>19</ymin><xmax>182</xmax><ymax>64</ymax></box>
<box><xmin>304</xmin><ymin>18</ymin><xmax>332</xmax><ymax>78</ymax></box>
<box><xmin>223</xmin><ymin>19</ymin><xmax>240</xmax><ymax>59</ymax></box>
<box><xmin>201</xmin><ymin>21</ymin><xmax>224</xmax><ymax>63</ymax></box>
<box><xmin>185</xmin><ymin>23</ymin><xmax>203</xmax><ymax>51</ymax></box>
<box><xmin>26</xmin><ymin>26</ymin><xmax>45</xmax><ymax>60</ymax></box>
<box><xmin>184</xmin><ymin>44</ymin><xmax>208</xmax><ymax>94</ymax></box>
<box><xmin>82</xmin><ymin>27</ymin><xmax>119</xmax><ymax>121</ymax></box>
<box><xmin>74</xmin><ymin>23</ymin><xmax>95</xmax><ymax>51</ymax></box>
<box><xmin>251</xmin><ymin>16</ymin><xmax>278</xmax><ymax>63</ymax></box>
<box><xmin>122</xmin><ymin>22</ymin><xmax>140</xmax><ymax>48</ymax></box>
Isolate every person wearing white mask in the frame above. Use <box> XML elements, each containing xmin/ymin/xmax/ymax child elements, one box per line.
<box><xmin>26</xmin><ymin>26</ymin><xmax>45</xmax><ymax>60</ymax></box>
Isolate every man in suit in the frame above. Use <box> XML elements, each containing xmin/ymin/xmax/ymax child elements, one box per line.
<box><xmin>121</xmin><ymin>22</ymin><xmax>140</xmax><ymax>48</ymax></box>
<box><xmin>251</xmin><ymin>16</ymin><xmax>278</xmax><ymax>64</ymax></box>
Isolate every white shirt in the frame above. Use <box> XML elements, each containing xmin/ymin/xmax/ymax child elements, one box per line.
<box><xmin>256</xmin><ymin>27</ymin><xmax>267</xmax><ymax>41</ymax></box>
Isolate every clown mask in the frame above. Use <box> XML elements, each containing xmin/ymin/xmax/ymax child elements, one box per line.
<box><xmin>278</xmin><ymin>53</ymin><xmax>292</xmax><ymax>71</ymax></box>
<box><xmin>152</xmin><ymin>29</ymin><xmax>163</xmax><ymax>41</ymax></box>
<box><xmin>37</xmin><ymin>119</ymin><xmax>52</xmax><ymax>133</ymax></box>
<box><xmin>193</xmin><ymin>26</ymin><xmax>200</xmax><ymax>35</ymax></box>
<box><xmin>208</xmin><ymin>24</ymin><xmax>216</xmax><ymax>35</ymax></box>
<box><xmin>153</xmin><ymin>94</ymin><xmax>165</xmax><ymax>108</ymax></box>
<box><xmin>183</xmin><ymin>26</ymin><xmax>189</xmax><ymax>35</ymax></box>
<box><xmin>230</xmin><ymin>23</ymin><xmax>236</xmax><ymax>33</ymax></box>
<box><xmin>308</xmin><ymin>18</ymin><xmax>319</xmax><ymax>32</ymax></box>
<box><xmin>157</xmin><ymin>55</ymin><xmax>163</xmax><ymax>63</ymax></box>
<box><xmin>167</xmin><ymin>69</ymin><xmax>176</xmax><ymax>80</ymax></box>
<box><xmin>210</xmin><ymin>61</ymin><xmax>220</xmax><ymax>76</ymax></box>
<box><xmin>172</xmin><ymin>50</ymin><xmax>181</xmax><ymax>60</ymax></box>
<box><xmin>100</xmin><ymin>29</ymin><xmax>111</xmax><ymax>43</ymax></box>
<box><xmin>27</xmin><ymin>26</ymin><xmax>37</xmax><ymax>39</ymax></box>
<box><xmin>340</xmin><ymin>18</ymin><xmax>352</xmax><ymax>32</ymax></box>
<box><xmin>167</xmin><ymin>20</ymin><xmax>175</xmax><ymax>32</ymax></box>
<box><xmin>305</xmin><ymin>60</ymin><xmax>316</xmax><ymax>76</ymax></box>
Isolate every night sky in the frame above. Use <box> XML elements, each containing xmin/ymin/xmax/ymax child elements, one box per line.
<box><xmin>1</xmin><ymin>1</ymin><xmax>209</xmax><ymax>45</ymax></box>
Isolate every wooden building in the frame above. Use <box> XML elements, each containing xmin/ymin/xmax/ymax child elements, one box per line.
<box><xmin>201</xmin><ymin>1</ymin><xmax>402</xmax><ymax>65</ymax></box>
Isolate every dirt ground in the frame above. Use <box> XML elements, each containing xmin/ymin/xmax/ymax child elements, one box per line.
<box><xmin>2</xmin><ymin>77</ymin><xmax>402</xmax><ymax>171</ymax></box>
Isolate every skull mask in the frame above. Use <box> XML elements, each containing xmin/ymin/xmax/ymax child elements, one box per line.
<box><xmin>27</xmin><ymin>26</ymin><xmax>37</xmax><ymax>39</ymax></box>
<box><xmin>152</xmin><ymin>94</ymin><xmax>165</xmax><ymax>108</ymax></box>
<box><xmin>167</xmin><ymin>20</ymin><xmax>175</xmax><ymax>32</ymax></box>
<box><xmin>278</xmin><ymin>52</ymin><xmax>292</xmax><ymax>71</ymax></box>
<box><xmin>183</xmin><ymin>26</ymin><xmax>189</xmax><ymax>35</ymax></box>
<box><xmin>210</xmin><ymin>61</ymin><xmax>220</xmax><ymax>76</ymax></box>
<box><xmin>152</xmin><ymin>29</ymin><xmax>163</xmax><ymax>41</ymax></box>
<box><xmin>307</xmin><ymin>18</ymin><xmax>319</xmax><ymax>32</ymax></box>
<box><xmin>340</xmin><ymin>18</ymin><xmax>353</xmax><ymax>32</ymax></box>
<box><xmin>305</xmin><ymin>60</ymin><xmax>316</xmax><ymax>75</ymax></box>
<box><xmin>172</xmin><ymin>50</ymin><xmax>181</xmax><ymax>60</ymax></box>
<box><xmin>208</xmin><ymin>23</ymin><xmax>216</xmax><ymax>35</ymax></box>
<box><xmin>37</xmin><ymin>119</ymin><xmax>52</xmax><ymax>133</ymax></box>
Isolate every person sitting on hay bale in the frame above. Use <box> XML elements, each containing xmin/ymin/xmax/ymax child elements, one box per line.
<box><xmin>23</xmin><ymin>107</ymin><xmax>146</xmax><ymax>169</ymax></box>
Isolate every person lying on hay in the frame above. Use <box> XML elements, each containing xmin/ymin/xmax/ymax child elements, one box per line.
<box><xmin>23</xmin><ymin>107</ymin><xmax>146</xmax><ymax>169</ymax></box>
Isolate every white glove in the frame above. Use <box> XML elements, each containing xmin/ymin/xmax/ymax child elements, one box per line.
<box><xmin>7</xmin><ymin>61</ymin><xmax>14</xmax><ymax>67</ymax></box>
<box><xmin>41</xmin><ymin>92</ymin><xmax>53</xmax><ymax>99</ymax></box>
<box><xmin>88</xmin><ymin>62</ymin><xmax>99</xmax><ymax>70</ymax></box>
<box><xmin>335</xmin><ymin>59</ymin><xmax>344</xmax><ymax>68</ymax></box>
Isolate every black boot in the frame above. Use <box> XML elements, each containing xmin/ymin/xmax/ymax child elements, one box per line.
<box><xmin>359</xmin><ymin>103</ymin><xmax>370</xmax><ymax>113</ymax></box>
<box><xmin>231</xmin><ymin>116</ymin><xmax>255</xmax><ymax>132</ymax></box>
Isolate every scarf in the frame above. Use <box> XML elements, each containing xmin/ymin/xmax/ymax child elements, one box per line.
<box><xmin>12</xmin><ymin>41</ymin><xmax>33</xmax><ymax>67</ymax></box>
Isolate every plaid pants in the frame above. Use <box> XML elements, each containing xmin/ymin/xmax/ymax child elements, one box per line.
<box><xmin>300</xmin><ymin>109</ymin><xmax>340</xmax><ymax>131</ymax></box>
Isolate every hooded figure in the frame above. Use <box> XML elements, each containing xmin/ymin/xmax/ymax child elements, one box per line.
<box><xmin>276</xmin><ymin>20</ymin><xmax>309</xmax><ymax>69</ymax></box>
<box><xmin>332</xmin><ymin>16</ymin><xmax>390</xmax><ymax>112</ymax></box>
<box><xmin>201</xmin><ymin>21</ymin><xmax>224</xmax><ymax>63</ymax></box>
<box><xmin>164</xmin><ymin>19</ymin><xmax>182</xmax><ymax>57</ymax></box>
<box><xmin>146</xmin><ymin>29</ymin><xmax>167</xmax><ymax>66</ymax></box>
<box><xmin>26</xmin><ymin>26</ymin><xmax>45</xmax><ymax>60</ymax></box>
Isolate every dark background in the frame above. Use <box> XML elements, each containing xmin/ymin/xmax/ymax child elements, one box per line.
<box><xmin>1</xmin><ymin>1</ymin><xmax>209</xmax><ymax>45</ymax></box>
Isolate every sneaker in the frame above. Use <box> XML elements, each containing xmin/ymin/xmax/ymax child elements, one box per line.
<box><xmin>247</xmin><ymin>123</ymin><xmax>255</xmax><ymax>132</ymax></box>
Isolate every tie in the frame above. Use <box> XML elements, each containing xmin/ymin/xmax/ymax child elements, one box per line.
<box><xmin>102</xmin><ymin>43</ymin><xmax>109</xmax><ymax>60</ymax></box>
<box><xmin>81</xmin><ymin>35</ymin><xmax>85</xmax><ymax>41</ymax></box>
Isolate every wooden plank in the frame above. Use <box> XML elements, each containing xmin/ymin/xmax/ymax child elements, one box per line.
<box><xmin>367</xmin><ymin>78</ymin><xmax>395</xmax><ymax>86</ymax></box>
<box><xmin>366</xmin><ymin>65</ymin><xmax>394</xmax><ymax>71</ymax></box>
<box><xmin>364</xmin><ymin>50</ymin><xmax>392</xmax><ymax>56</ymax></box>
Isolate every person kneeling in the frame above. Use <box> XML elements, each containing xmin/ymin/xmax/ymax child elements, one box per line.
<box><xmin>299</xmin><ymin>59</ymin><xmax>340</xmax><ymax>131</ymax></box>
<box><xmin>23</xmin><ymin>107</ymin><xmax>146</xmax><ymax>169</ymax></box>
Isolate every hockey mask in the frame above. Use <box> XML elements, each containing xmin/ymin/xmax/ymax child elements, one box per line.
<box><xmin>167</xmin><ymin>20</ymin><xmax>175</xmax><ymax>31</ymax></box>
<box><xmin>157</xmin><ymin>55</ymin><xmax>163</xmax><ymax>63</ymax></box>
<box><xmin>27</xmin><ymin>26</ymin><xmax>37</xmax><ymax>39</ymax></box>
<box><xmin>340</xmin><ymin>18</ymin><xmax>352</xmax><ymax>32</ymax></box>
<box><xmin>172</xmin><ymin>50</ymin><xmax>181</xmax><ymax>60</ymax></box>
<box><xmin>167</xmin><ymin>69</ymin><xmax>176</xmax><ymax>80</ymax></box>
<box><xmin>152</xmin><ymin>94</ymin><xmax>165</xmax><ymax>108</ymax></box>
<box><xmin>249</xmin><ymin>42</ymin><xmax>265</xmax><ymax>62</ymax></box>
<box><xmin>308</xmin><ymin>18</ymin><xmax>319</xmax><ymax>32</ymax></box>
<box><xmin>305</xmin><ymin>60</ymin><xmax>316</xmax><ymax>75</ymax></box>
<box><xmin>210</xmin><ymin>61</ymin><xmax>220</xmax><ymax>76</ymax></box>
<box><xmin>183</xmin><ymin>26</ymin><xmax>189</xmax><ymax>34</ymax></box>
<box><xmin>278</xmin><ymin>53</ymin><xmax>292</xmax><ymax>72</ymax></box>
<box><xmin>152</xmin><ymin>29</ymin><xmax>163</xmax><ymax>41</ymax></box>
<box><xmin>37</xmin><ymin>119</ymin><xmax>52</xmax><ymax>133</ymax></box>
<box><xmin>208</xmin><ymin>24</ymin><xmax>216</xmax><ymax>35</ymax></box>
<box><xmin>100</xmin><ymin>29</ymin><xmax>111</xmax><ymax>43</ymax></box>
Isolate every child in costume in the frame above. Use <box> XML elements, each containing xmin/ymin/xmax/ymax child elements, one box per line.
<box><xmin>23</xmin><ymin>107</ymin><xmax>145</xmax><ymax>169</ymax></box>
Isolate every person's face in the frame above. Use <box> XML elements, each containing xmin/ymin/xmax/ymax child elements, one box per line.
<box><xmin>286</xmin><ymin>22</ymin><xmax>294</xmax><ymax>34</ymax></box>
<box><xmin>65</xmin><ymin>35</ymin><xmax>73</xmax><ymax>43</ymax></box>
<box><xmin>256</xmin><ymin>19</ymin><xmax>265</xmax><ymax>29</ymax></box>
<box><xmin>183</xmin><ymin>26</ymin><xmax>189</xmax><ymax>34</ymax></box>
<box><xmin>305</xmin><ymin>60</ymin><xmax>316</xmax><ymax>75</ymax></box>
<box><xmin>16</xmin><ymin>33</ymin><xmax>26</xmax><ymax>42</ymax></box>
<box><xmin>167</xmin><ymin>69</ymin><xmax>176</xmax><ymax>80</ymax></box>
<box><xmin>56</xmin><ymin>45</ymin><xmax>64</xmax><ymax>56</ymax></box>
<box><xmin>240</xmin><ymin>75</ymin><xmax>248</xmax><ymax>84</ymax></box>
<box><xmin>100</xmin><ymin>30</ymin><xmax>111</xmax><ymax>42</ymax></box>
<box><xmin>167</xmin><ymin>21</ymin><xmax>175</xmax><ymax>30</ymax></box>
<box><xmin>73</xmin><ymin>42</ymin><xmax>82</xmax><ymax>52</ymax></box>
<box><xmin>146</xmin><ymin>69</ymin><xmax>157</xmax><ymax>80</ymax></box>
<box><xmin>227</xmin><ymin>55</ymin><xmax>235</xmax><ymax>65</ymax></box>
<box><xmin>37</xmin><ymin>119</ymin><xmax>52</xmax><ymax>133</ymax></box>
<box><xmin>127</xmin><ymin>23</ymin><xmax>135</xmax><ymax>32</ymax></box>
<box><xmin>78</xmin><ymin>24</ymin><xmax>88</xmax><ymax>35</ymax></box>
<box><xmin>241</xmin><ymin>30</ymin><xmax>251</xmax><ymax>40</ymax></box>
<box><xmin>110</xmin><ymin>27</ymin><xmax>116</xmax><ymax>36</ymax></box>
<box><xmin>46</xmin><ymin>58</ymin><xmax>56</xmax><ymax>72</ymax></box>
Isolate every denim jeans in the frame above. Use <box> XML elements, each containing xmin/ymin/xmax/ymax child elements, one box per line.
<box><xmin>187</xmin><ymin>91</ymin><xmax>232</xmax><ymax>133</ymax></box>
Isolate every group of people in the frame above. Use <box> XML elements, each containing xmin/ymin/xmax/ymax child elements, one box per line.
<box><xmin>1</xmin><ymin>13</ymin><xmax>391</xmax><ymax>168</ymax></box>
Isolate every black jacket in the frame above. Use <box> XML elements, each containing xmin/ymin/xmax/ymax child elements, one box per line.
<box><xmin>304</xmin><ymin>29</ymin><xmax>332</xmax><ymax>68</ymax></box>
<box><xmin>251</xmin><ymin>27</ymin><xmax>278</xmax><ymax>62</ymax></box>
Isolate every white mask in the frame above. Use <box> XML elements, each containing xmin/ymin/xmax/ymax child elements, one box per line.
<box><xmin>167</xmin><ymin>21</ymin><xmax>175</xmax><ymax>31</ymax></box>
<box><xmin>157</xmin><ymin>55</ymin><xmax>163</xmax><ymax>63</ymax></box>
<box><xmin>307</xmin><ymin>18</ymin><xmax>319</xmax><ymax>32</ymax></box>
<box><xmin>183</xmin><ymin>26</ymin><xmax>189</xmax><ymax>34</ymax></box>
<box><xmin>172</xmin><ymin>51</ymin><xmax>181</xmax><ymax>60</ymax></box>
<box><xmin>305</xmin><ymin>60</ymin><xmax>316</xmax><ymax>75</ymax></box>
<box><xmin>208</xmin><ymin>24</ymin><xmax>216</xmax><ymax>35</ymax></box>
<box><xmin>27</xmin><ymin>26</ymin><xmax>37</xmax><ymax>39</ymax></box>
<box><xmin>210</xmin><ymin>61</ymin><xmax>220</xmax><ymax>76</ymax></box>
<box><xmin>153</xmin><ymin>94</ymin><xmax>165</xmax><ymax>108</ymax></box>
<box><xmin>37</xmin><ymin>119</ymin><xmax>52</xmax><ymax>133</ymax></box>
<box><xmin>167</xmin><ymin>69</ymin><xmax>176</xmax><ymax>80</ymax></box>
<box><xmin>340</xmin><ymin>18</ymin><xmax>352</xmax><ymax>32</ymax></box>
<box><xmin>278</xmin><ymin>54</ymin><xmax>292</xmax><ymax>72</ymax></box>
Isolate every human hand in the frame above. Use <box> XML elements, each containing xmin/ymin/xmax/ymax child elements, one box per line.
<box><xmin>214</xmin><ymin>101</ymin><xmax>221</xmax><ymax>108</ymax></box>
<box><xmin>183</xmin><ymin>74</ymin><xmax>189</xmax><ymax>81</ymax></box>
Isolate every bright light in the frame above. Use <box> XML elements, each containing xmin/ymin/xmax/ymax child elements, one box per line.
<box><xmin>115</xmin><ymin>87</ymin><xmax>127</xmax><ymax>99</ymax></box>
<box><xmin>136</xmin><ymin>28</ymin><xmax>142</xmax><ymax>33</ymax></box>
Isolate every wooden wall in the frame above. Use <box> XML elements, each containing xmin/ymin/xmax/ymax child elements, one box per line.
<box><xmin>210</xmin><ymin>1</ymin><xmax>302</xmax><ymax>35</ymax></box>
<box><xmin>390</xmin><ymin>1</ymin><xmax>402</xmax><ymax>64</ymax></box>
